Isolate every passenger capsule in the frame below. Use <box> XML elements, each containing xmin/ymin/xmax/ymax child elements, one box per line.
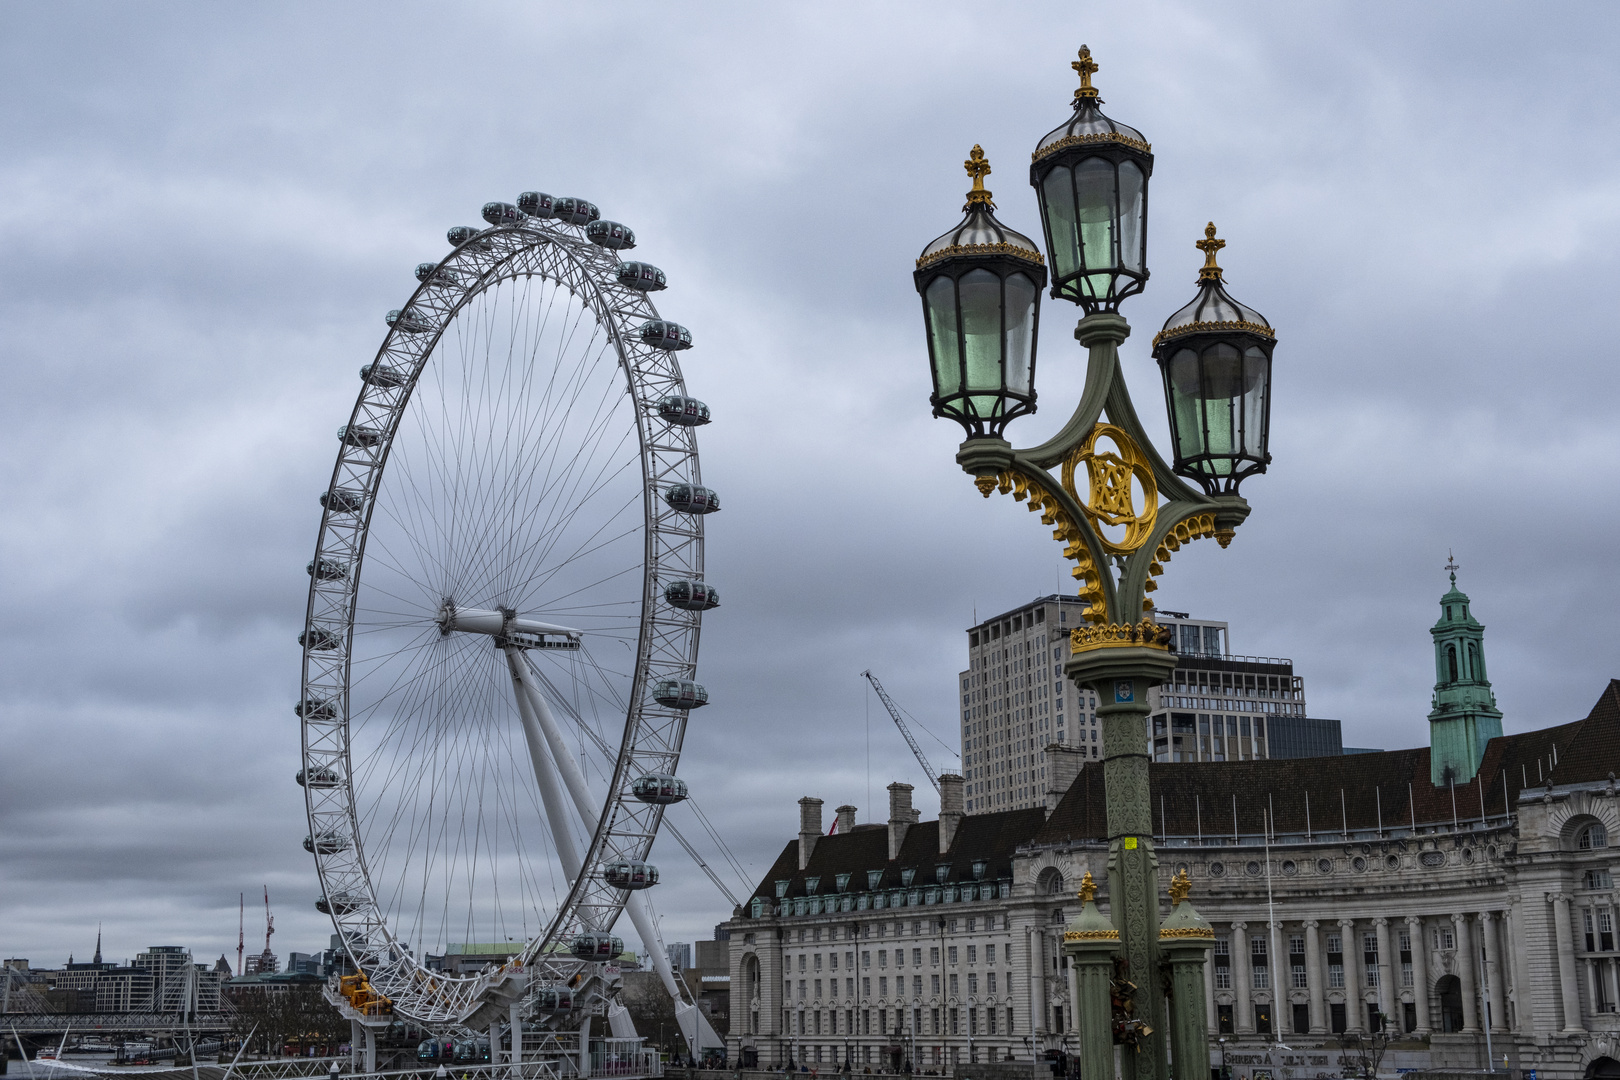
<box><xmin>553</xmin><ymin>198</ymin><xmax>600</xmax><ymax>226</ymax></box>
<box><xmin>533</xmin><ymin>984</ymin><xmax>573</xmax><ymax>1012</ymax></box>
<box><xmin>638</xmin><ymin>320</ymin><xmax>693</xmax><ymax>351</ymax></box>
<box><xmin>315</xmin><ymin>893</ymin><xmax>361</xmax><ymax>916</ymax></box>
<box><xmin>631</xmin><ymin>774</ymin><xmax>688</xmax><ymax>805</ymax></box>
<box><xmin>616</xmin><ymin>262</ymin><xmax>666</xmax><ymax>292</ymax></box>
<box><xmin>570</xmin><ymin>932</ymin><xmax>623</xmax><ymax>962</ymax></box>
<box><xmin>386</xmin><ymin>308</ymin><xmax>432</xmax><ymax>334</ymax></box>
<box><xmin>299</xmin><ymin>628</ymin><xmax>340</xmax><ymax>651</ymax></box>
<box><xmin>481</xmin><ymin>201</ymin><xmax>523</xmax><ymax>227</ymax></box>
<box><xmin>664</xmin><ymin>579</ymin><xmax>719</xmax><ymax>611</ymax></box>
<box><xmin>586</xmin><ymin>220</ymin><xmax>636</xmax><ymax>250</ymax></box>
<box><xmin>303</xmin><ymin>831</ymin><xmax>351</xmax><ymax>855</ymax></box>
<box><xmin>338</xmin><ymin>425</ymin><xmax>383</xmax><ymax>448</ymax></box>
<box><xmin>656</xmin><ymin>395</ymin><xmax>710</xmax><ymax>426</ymax></box>
<box><xmin>603</xmin><ymin>860</ymin><xmax>659</xmax><ymax>890</ymax></box>
<box><xmin>652</xmin><ymin>679</ymin><xmax>708</xmax><ymax>710</ymax></box>
<box><xmin>295</xmin><ymin>697</ymin><xmax>336</xmax><ymax>720</ymax></box>
<box><xmin>518</xmin><ymin>191</ymin><xmax>556</xmax><ymax>218</ymax></box>
<box><xmin>296</xmin><ymin>765</ymin><xmax>341</xmax><ymax>788</ymax></box>
<box><xmin>321</xmin><ymin>488</ymin><xmax>365</xmax><ymax>514</ymax></box>
<box><xmin>361</xmin><ymin>363</ymin><xmax>405</xmax><ymax>388</ymax></box>
<box><xmin>664</xmin><ymin>484</ymin><xmax>720</xmax><ymax>514</ymax></box>
<box><xmin>308</xmin><ymin>558</ymin><xmax>349</xmax><ymax>582</ymax></box>
<box><xmin>447</xmin><ymin>225</ymin><xmax>484</xmax><ymax>247</ymax></box>
<box><xmin>415</xmin><ymin>262</ymin><xmax>453</xmax><ymax>285</ymax></box>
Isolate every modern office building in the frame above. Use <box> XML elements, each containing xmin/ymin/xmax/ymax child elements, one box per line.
<box><xmin>960</xmin><ymin>598</ymin><xmax>1328</xmax><ymax>813</ymax></box>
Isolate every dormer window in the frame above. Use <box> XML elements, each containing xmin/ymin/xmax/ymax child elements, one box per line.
<box><xmin>805</xmin><ymin>876</ymin><xmax>820</xmax><ymax>895</ymax></box>
<box><xmin>775</xmin><ymin>880</ymin><xmax>791</xmax><ymax>899</ymax></box>
<box><xmin>971</xmin><ymin>859</ymin><xmax>989</xmax><ymax>880</ymax></box>
<box><xmin>836</xmin><ymin>873</ymin><xmax>851</xmax><ymax>893</ymax></box>
<box><xmin>936</xmin><ymin>864</ymin><xmax>951</xmax><ymax>884</ymax></box>
<box><xmin>867</xmin><ymin>870</ymin><xmax>883</xmax><ymax>890</ymax></box>
<box><xmin>901</xmin><ymin>868</ymin><xmax>916</xmax><ymax>887</ymax></box>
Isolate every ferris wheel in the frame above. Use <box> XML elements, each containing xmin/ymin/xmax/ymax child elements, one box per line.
<box><xmin>295</xmin><ymin>192</ymin><xmax>719</xmax><ymax>1031</ymax></box>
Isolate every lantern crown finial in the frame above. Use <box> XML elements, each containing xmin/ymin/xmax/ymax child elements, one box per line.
<box><xmin>1072</xmin><ymin>45</ymin><xmax>1100</xmax><ymax>101</ymax></box>
<box><xmin>964</xmin><ymin>144</ymin><xmax>994</xmax><ymax>208</ymax></box>
<box><xmin>1196</xmin><ymin>222</ymin><xmax>1226</xmax><ymax>283</ymax></box>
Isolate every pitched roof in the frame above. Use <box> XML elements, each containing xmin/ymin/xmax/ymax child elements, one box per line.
<box><xmin>1037</xmin><ymin>680</ymin><xmax>1620</xmax><ymax>842</ymax></box>
<box><xmin>744</xmin><ymin>680</ymin><xmax>1620</xmax><ymax>895</ymax></box>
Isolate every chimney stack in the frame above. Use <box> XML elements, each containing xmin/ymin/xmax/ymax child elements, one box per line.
<box><xmin>938</xmin><ymin>774</ymin><xmax>965</xmax><ymax>853</ymax></box>
<box><xmin>887</xmin><ymin>782</ymin><xmax>918</xmax><ymax>861</ymax></box>
<box><xmin>835</xmin><ymin>805</ymin><xmax>857</xmax><ymax>835</ymax></box>
<box><xmin>1044</xmin><ymin>743</ymin><xmax>1088</xmax><ymax>817</ymax></box>
<box><xmin>798</xmin><ymin>797</ymin><xmax>824</xmax><ymax>870</ymax></box>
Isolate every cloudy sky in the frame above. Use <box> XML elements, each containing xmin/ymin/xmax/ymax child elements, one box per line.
<box><xmin>2</xmin><ymin>2</ymin><xmax>1618</xmax><ymax>971</ymax></box>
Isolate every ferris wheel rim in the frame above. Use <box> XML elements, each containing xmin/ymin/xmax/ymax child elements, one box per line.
<box><xmin>296</xmin><ymin>210</ymin><xmax>705</xmax><ymax>1025</ymax></box>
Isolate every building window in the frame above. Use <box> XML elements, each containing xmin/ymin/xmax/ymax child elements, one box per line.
<box><xmin>1330</xmin><ymin>1002</ymin><xmax>1346</xmax><ymax>1034</ymax></box>
<box><xmin>1433</xmin><ymin>926</ymin><xmax>1455</xmax><ymax>951</ymax></box>
<box><xmin>1292</xmin><ymin>1003</ymin><xmax>1310</xmax><ymax>1035</ymax></box>
<box><xmin>1589</xmin><ymin>869</ymin><xmax>1614</xmax><ymax>890</ymax></box>
<box><xmin>1581</xmin><ymin>823</ymin><xmax>1609</xmax><ymax>849</ymax></box>
<box><xmin>1255</xmin><ymin>1005</ymin><xmax>1272</xmax><ymax>1035</ymax></box>
<box><xmin>1251</xmin><ymin>936</ymin><xmax>1269</xmax><ymax>990</ymax></box>
<box><xmin>931</xmin><ymin>1007</ymin><xmax>940</xmax><ymax>1035</ymax></box>
<box><xmin>1217</xmin><ymin>1004</ymin><xmax>1234</xmax><ymax>1034</ymax></box>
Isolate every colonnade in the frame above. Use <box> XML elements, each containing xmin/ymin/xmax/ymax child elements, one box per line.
<box><xmin>1195</xmin><ymin>905</ymin><xmax>1577</xmax><ymax>1038</ymax></box>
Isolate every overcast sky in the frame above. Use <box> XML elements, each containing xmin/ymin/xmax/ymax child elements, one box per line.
<box><xmin>2</xmin><ymin>2</ymin><xmax>1618</xmax><ymax>970</ymax></box>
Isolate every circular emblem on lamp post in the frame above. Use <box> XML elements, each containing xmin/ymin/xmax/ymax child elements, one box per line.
<box><xmin>1062</xmin><ymin>422</ymin><xmax>1158</xmax><ymax>554</ymax></box>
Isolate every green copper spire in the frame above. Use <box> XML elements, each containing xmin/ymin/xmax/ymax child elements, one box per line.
<box><xmin>1428</xmin><ymin>553</ymin><xmax>1503</xmax><ymax>785</ymax></box>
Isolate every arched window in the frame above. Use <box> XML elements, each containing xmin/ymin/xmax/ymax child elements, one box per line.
<box><xmin>1036</xmin><ymin>867</ymin><xmax>1065</xmax><ymax>896</ymax></box>
<box><xmin>1468</xmin><ymin>643</ymin><xmax>1481</xmax><ymax>680</ymax></box>
<box><xmin>1447</xmin><ymin>645</ymin><xmax>1459</xmax><ymax>682</ymax></box>
<box><xmin>1580</xmin><ymin>824</ymin><xmax>1609</xmax><ymax>850</ymax></box>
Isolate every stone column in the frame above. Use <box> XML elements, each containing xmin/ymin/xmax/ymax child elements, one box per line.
<box><xmin>1480</xmin><ymin>911</ymin><xmax>1507</xmax><ymax>1033</ymax></box>
<box><xmin>1452</xmin><ymin>913</ymin><xmax>1479</xmax><ymax>1033</ymax></box>
<box><xmin>1551</xmin><ymin>893</ymin><xmax>1585</xmax><ymax>1033</ymax></box>
<box><xmin>1504</xmin><ymin>901</ymin><xmax>1532</xmax><ymax>1034</ymax></box>
<box><xmin>1027</xmin><ymin>928</ymin><xmax>1043</xmax><ymax>1035</ymax></box>
<box><xmin>1304</xmin><ymin>920</ymin><xmax>1326</xmax><ymax>1034</ymax></box>
<box><xmin>1230</xmin><ymin>922</ymin><xmax>1253</xmax><ymax>1034</ymax></box>
<box><xmin>1374</xmin><ymin>918</ymin><xmax>1396</xmax><ymax>1028</ymax></box>
<box><xmin>1406</xmin><ymin>916</ymin><xmax>1431</xmax><ymax>1035</ymax></box>
<box><xmin>1338</xmin><ymin>919</ymin><xmax>1362</xmax><ymax>1033</ymax></box>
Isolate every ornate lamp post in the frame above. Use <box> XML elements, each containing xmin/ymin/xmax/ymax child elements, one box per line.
<box><xmin>912</xmin><ymin>45</ymin><xmax>1277</xmax><ymax>1080</ymax></box>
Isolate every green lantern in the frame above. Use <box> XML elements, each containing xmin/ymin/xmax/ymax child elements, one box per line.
<box><xmin>1028</xmin><ymin>46</ymin><xmax>1153</xmax><ymax>312</ymax></box>
<box><xmin>914</xmin><ymin>145</ymin><xmax>1048</xmax><ymax>439</ymax></box>
<box><xmin>1151</xmin><ymin>224</ymin><xmax>1276</xmax><ymax>495</ymax></box>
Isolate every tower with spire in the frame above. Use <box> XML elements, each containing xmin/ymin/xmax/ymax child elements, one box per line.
<box><xmin>1428</xmin><ymin>555</ymin><xmax>1503</xmax><ymax>785</ymax></box>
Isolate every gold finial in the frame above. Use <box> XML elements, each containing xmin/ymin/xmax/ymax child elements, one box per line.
<box><xmin>1072</xmin><ymin>45</ymin><xmax>1100</xmax><ymax>101</ymax></box>
<box><xmin>1168</xmin><ymin>868</ymin><xmax>1192</xmax><ymax>906</ymax></box>
<box><xmin>964</xmin><ymin>144</ymin><xmax>994</xmax><ymax>207</ymax></box>
<box><xmin>1196</xmin><ymin>222</ymin><xmax>1225</xmax><ymax>282</ymax></box>
<box><xmin>1077</xmin><ymin>871</ymin><xmax>1098</xmax><ymax>903</ymax></box>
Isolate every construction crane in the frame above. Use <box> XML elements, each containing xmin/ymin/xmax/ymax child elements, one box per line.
<box><xmin>861</xmin><ymin>670</ymin><xmax>941</xmax><ymax>793</ymax></box>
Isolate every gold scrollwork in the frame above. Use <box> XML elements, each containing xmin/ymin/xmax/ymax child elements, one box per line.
<box><xmin>977</xmin><ymin>468</ymin><xmax>1110</xmax><ymax>626</ymax></box>
<box><xmin>1158</xmin><ymin>928</ymin><xmax>1214</xmax><ymax>940</ymax></box>
<box><xmin>1061</xmin><ymin>423</ymin><xmax>1158</xmax><ymax>556</ymax></box>
<box><xmin>1064</xmin><ymin>929</ymin><xmax>1120</xmax><ymax>941</ymax></box>
<box><xmin>1144</xmin><ymin>512</ymin><xmax>1219</xmax><ymax>598</ymax></box>
<box><xmin>1070</xmin><ymin>619</ymin><xmax>1171</xmax><ymax>654</ymax></box>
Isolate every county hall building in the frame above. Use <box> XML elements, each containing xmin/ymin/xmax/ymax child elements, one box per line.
<box><xmin>723</xmin><ymin>577</ymin><xmax>1620</xmax><ymax>1080</ymax></box>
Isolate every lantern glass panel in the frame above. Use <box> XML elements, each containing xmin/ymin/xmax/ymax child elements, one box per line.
<box><xmin>1167</xmin><ymin>348</ymin><xmax>1203</xmax><ymax>464</ymax></box>
<box><xmin>959</xmin><ymin>268</ymin><xmax>1003</xmax><ymax>408</ymax></box>
<box><xmin>1074</xmin><ymin>158</ymin><xmax>1117</xmax><ymax>301</ymax></box>
<box><xmin>1119</xmin><ymin>161</ymin><xmax>1145</xmax><ymax>273</ymax></box>
<box><xmin>925</xmin><ymin>276</ymin><xmax>961</xmax><ymax>397</ymax></box>
<box><xmin>1005</xmin><ymin>272</ymin><xmax>1037</xmax><ymax>394</ymax></box>
<box><xmin>1040</xmin><ymin>167</ymin><xmax>1078</xmax><ymax>282</ymax></box>
<box><xmin>1242</xmin><ymin>346</ymin><xmax>1268</xmax><ymax>455</ymax></box>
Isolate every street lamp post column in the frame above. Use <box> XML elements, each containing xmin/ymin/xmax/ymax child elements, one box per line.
<box><xmin>913</xmin><ymin>44</ymin><xmax>1280</xmax><ymax>1080</ymax></box>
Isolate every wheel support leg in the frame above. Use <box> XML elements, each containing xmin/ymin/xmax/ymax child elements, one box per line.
<box><xmin>503</xmin><ymin>646</ymin><xmax>583</xmax><ymax>879</ymax></box>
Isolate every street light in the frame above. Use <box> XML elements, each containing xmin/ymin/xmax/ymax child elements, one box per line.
<box><xmin>914</xmin><ymin>145</ymin><xmax>1047</xmax><ymax>440</ymax></box>
<box><xmin>912</xmin><ymin>44</ymin><xmax>1275</xmax><ymax>1080</ymax></box>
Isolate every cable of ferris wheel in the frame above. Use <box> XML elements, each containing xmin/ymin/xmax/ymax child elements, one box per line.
<box><xmin>524</xmin><ymin>653</ymin><xmax>750</xmax><ymax>908</ymax></box>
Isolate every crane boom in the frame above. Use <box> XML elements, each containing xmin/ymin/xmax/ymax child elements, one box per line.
<box><xmin>861</xmin><ymin>670</ymin><xmax>941</xmax><ymax>793</ymax></box>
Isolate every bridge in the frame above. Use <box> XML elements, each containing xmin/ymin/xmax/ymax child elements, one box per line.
<box><xmin>2</xmin><ymin>1013</ymin><xmax>235</xmax><ymax>1036</ymax></box>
